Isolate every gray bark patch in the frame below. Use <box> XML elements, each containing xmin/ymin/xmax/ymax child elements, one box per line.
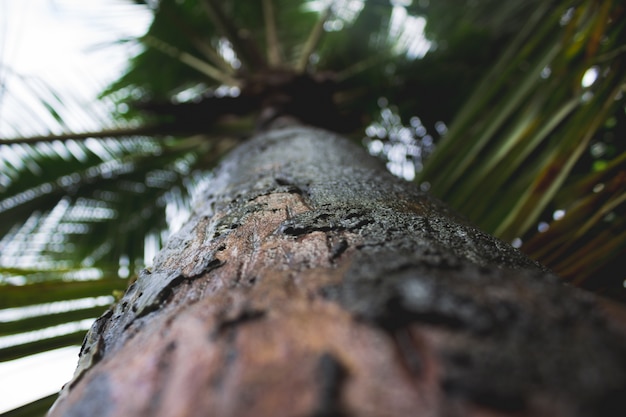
<box><xmin>326</xmin><ymin>246</ymin><xmax>626</xmax><ymax>415</ymax></box>
<box><xmin>61</xmin><ymin>374</ymin><xmax>113</xmax><ymax>417</ymax></box>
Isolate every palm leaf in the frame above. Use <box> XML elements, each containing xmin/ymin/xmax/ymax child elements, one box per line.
<box><xmin>0</xmin><ymin>394</ymin><xmax>57</xmax><ymax>417</ymax></box>
<box><xmin>417</xmin><ymin>0</ymin><xmax>626</xmax><ymax>298</ymax></box>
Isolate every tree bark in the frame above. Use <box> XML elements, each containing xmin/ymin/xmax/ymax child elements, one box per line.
<box><xmin>49</xmin><ymin>125</ymin><xmax>626</xmax><ymax>417</ymax></box>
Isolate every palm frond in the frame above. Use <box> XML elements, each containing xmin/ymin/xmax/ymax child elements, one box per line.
<box><xmin>0</xmin><ymin>274</ymin><xmax>125</xmax><ymax>361</ymax></box>
<box><xmin>263</xmin><ymin>0</ymin><xmax>283</xmax><ymax>66</ymax></box>
<box><xmin>417</xmin><ymin>0</ymin><xmax>626</xmax><ymax>297</ymax></box>
<box><xmin>0</xmin><ymin>393</ymin><xmax>57</xmax><ymax>417</ymax></box>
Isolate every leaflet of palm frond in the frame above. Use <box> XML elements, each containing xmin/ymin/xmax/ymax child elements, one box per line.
<box><xmin>495</xmin><ymin>69</ymin><xmax>625</xmax><ymax>241</ymax></box>
<box><xmin>521</xmin><ymin>170</ymin><xmax>626</xmax><ymax>284</ymax></box>
<box><xmin>559</xmin><ymin>225</ymin><xmax>626</xmax><ymax>289</ymax></box>
<box><xmin>453</xmin><ymin>90</ymin><xmax>579</xmax><ymax>229</ymax></box>
<box><xmin>101</xmin><ymin>2</ymin><xmax>222</xmax><ymax>102</ymax></box>
<box><xmin>1</xmin><ymin>138</ymin><xmax>163</xmax><ymax>231</ymax></box>
<box><xmin>0</xmin><ymin>136</ymin><xmax>218</xmax><ymax>273</ymax></box>
<box><xmin>0</xmin><ymin>332</ymin><xmax>85</xmax><ymax>363</ymax></box>
<box><xmin>1</xmin><ymin>306</ymin><xmax>109</xmax><ymax>336</ymax></box>
<box><xmin>0</xmin><ymin>66</ymin><xmax>124</xmax><ymax>140</ymax></box>
<box><xmin>0</xmin><ymin>393</ymin><xmax>57</xmax><ymax>417</ymax></box>
<box><xmin>157</xmin><ymin>0</ymin><xmax>234</xmax><ymax>73</ymax></box>
<box><xmin>263</xmin><ymin>0</ymin><xmax>282</xmax><ymax>66</ymax></box>
<box><xmin>2</xmin><ymin>172</ymin><xmax>165</xmax><ymax>271</ymax></box>
<box><xmin>101</xmin><ymin>0</ymin><xmax>342</xmax><ymax>112</ymax></box>
<box><xmin>417</xmin><ymin>0</ymin><xmax>564</xmax><ymax>195</ymax></box>
<box><xmin>417</xmin><ymin>0</ymin><xmax>625</xmax><ymax>241</ymax></box>
<box><xmin>0</xmin><ymin>279</ymin><xmax>123</xmax><ymax>308</ymax></box>
<box><xmin>403</xmin><ymin>0</ymin><xmax>538</xmax><ymax>39</ymax></box>
<box><xmin>0</xmin><ymin>126</ymin><xmax>163</xmax><ymax>145</ymax></box>
<box><xmin>556</xmin><ymin>151</ymin><xmax>626</xmax><ymax>209</ymax></box>
<box><xmin>201</xmin><ymin>0</ymin><xmax>268</xmax><ymax>70</ymax></box>
<box><xmin>390</xmin><ymin>0</ymin><xmax>546</xmax><ymax>120</ymax></box>
<box><xmin>0</xmin><ymin>278</ymin><xmax>124</xmax><ymax>362</ymax></box>
<box><xmin>273</xmin><ymin>0</ymin><xmax>325</xmax><ymax>65</ymax></box>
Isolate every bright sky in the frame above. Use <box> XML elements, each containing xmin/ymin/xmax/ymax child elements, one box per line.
<box><xmin>0</xmin><ymin>0</ymin><xmax>152</xmax><ymax>137</ymax></box>
<box><xmin>0</xmin><ymin>346</ymin><xmax>81</xmax><ymax>413</ymax></box>
<box><xmin>0</xmin><ymin>0</ymin><xmax>151</xmax><ymax>412</ymax></box>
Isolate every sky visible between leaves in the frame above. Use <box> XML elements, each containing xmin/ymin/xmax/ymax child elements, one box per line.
<box><xmin>0</xmin><ymin>0</ymin><xmax>152</xmax><ymax>138</ymax></box>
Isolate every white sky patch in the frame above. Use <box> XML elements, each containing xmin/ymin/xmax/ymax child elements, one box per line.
<box><xmin>144</xmin><ymin>230</ymin><xmax>160</xmax><ymax>267</ymax></box>
<box><xmin>581</xmin><ymin>66</ymin><xmax>599</xmax><ymax>88</ymax></box>
<box><xmin>306</xmin><ymin>1</ymin><xmax>431</xmax><ymax>59</ymax></box>
<box><xmin>0</xmin><ymin>346</ymin><xmax>80</xmax><ymax>413</ymax></box>
<box><xmin>553</xmin><ymin>209</ymin><xmax>566</xmax><ymax>221</ymax></box>
<box><xmin>0</xmin><ymin>0</ymin><xmax>152</xmax><ymax>137</ymax></box>
<box><xmin>304</xmin><ymin>0</ymin><xmax>365</xmax><ymax>22</ymax></box>
<box><xmin>0</xmin><ymin>296</ymin><xmax>113</xmax><ymax>322</ymax></box>
<box><xmin>0</xmin><ymin>318</ymin><xmax>95</xmax><ymax>350</ymax></box>
<box><xmin>217</xmin><ymin>38</ymin><xmax>241</xmax><ymax>70</ymax></box>
<box><xmin>389</xmin><ymin>5</ymin><xmax>431</xmax><ymax>59</ymax></box>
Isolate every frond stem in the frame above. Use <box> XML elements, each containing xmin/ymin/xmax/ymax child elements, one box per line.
<box><xmin>335</xmin><ymin>55</ymin><xmax>388</xmax><ymax>82</ymax></box>
<box><xmin>263</xmin><ymin>0</ymin><xmax>282</xmax><ymax>66</ymax></box>
<box><xmin>144</xmin><ymin>36</ymin><xmax>241</xmax><ymax>86</ymax></box>
<box><xmin>159</xmin><ymin>1</ymin><xmax>235</xmax><ymax>74</ymax></box>
<box><xmin>296</xmin><ymin>6</ymin><xmax>332</xmax><ymax>73</ymax></box>
<box><xmin>200</xmin><ymin>0</ymin><xmax>267</xmax><ymax>70</ymax></box>
<box><xmin>0</xmin><ymin>125</ymin><xmax>163</xmax><ymax>145</ymax></box>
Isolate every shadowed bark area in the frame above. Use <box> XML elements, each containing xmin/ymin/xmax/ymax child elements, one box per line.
<box><xmin>49</xmin><ymin>126</ymin><xmax>626</xmax><ymax>417</ymax></box>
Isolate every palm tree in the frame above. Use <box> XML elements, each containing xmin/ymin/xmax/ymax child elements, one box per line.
<box><xmin>1</xmin><ymin>0</ymin><xmax>625</xmax><ymax>415</ymax></box>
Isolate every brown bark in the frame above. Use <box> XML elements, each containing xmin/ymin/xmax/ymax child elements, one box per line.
<box><xmin>49</xmin><ymin>126</ymin><xmax>626</xmax><ymax>417</ymax></box>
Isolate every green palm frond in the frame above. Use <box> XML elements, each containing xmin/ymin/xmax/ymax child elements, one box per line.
<box><xmin>0</xmin><ymin>394</ymin><xmax>57</xmax><ymax>417</ymax></box>
<box><xmin>417</xmin><ymin>0</ymin><xmax>626</xmax><ymax>297</ymax></box>
<box><xmin>1</xmin><ymin>1</ymin><xmax>222</xmax><ymax>378</ymax></box>
<box><xmin>0</xmin><ymin>134</ymin><xmax>227</xmax><ymax>279</ymax></box>
<box><xmin>0</xmin><ymin>129</ymin><xmax>223</xmax><ymax>371</ymax></box>
<box><xmin>0</xmin><ymin>281</ymin><xmax>119</xmax><ymax>362</ymax></box>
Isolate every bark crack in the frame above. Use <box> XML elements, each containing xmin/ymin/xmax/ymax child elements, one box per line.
<box><xmin>312</xmin><ymin>352</ymin><xmax>347</xmax><ymax>417</ymax></box>
<box><xmin>278</xmin><ymin>208</ymin><xmax>373</xmax><ymax>236</ymax></box>
<box><xmin>212</xmin><ymin>308</ymin><xmax>267</xmax><ymax>338</ymax></box>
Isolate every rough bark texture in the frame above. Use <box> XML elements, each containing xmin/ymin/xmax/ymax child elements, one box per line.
<box><xmin>50</xmin><ymin>126</ymin><xmax>626</xmax><ymax>417</ymax></box>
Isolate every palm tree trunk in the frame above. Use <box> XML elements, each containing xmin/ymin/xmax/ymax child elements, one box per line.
<box><xmin>49</xmin><ymin>125</ymin><xmax>626</xmax><ymax>417</ymax></box>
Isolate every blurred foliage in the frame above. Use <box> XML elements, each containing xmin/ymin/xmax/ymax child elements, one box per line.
<box><xmin>1</xmin><ymin>0</ymin><xmax>625</xmax><ymax>414</ymax></box>
<box><xmin>0</xmin><ymin>394</ymin><xmax>57</xmax><ymax>417</ymax></box>
<box><xmin>417</xmin><ymin>0</ymin><xmax>626</xmax><ymax>299</ymax></box>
